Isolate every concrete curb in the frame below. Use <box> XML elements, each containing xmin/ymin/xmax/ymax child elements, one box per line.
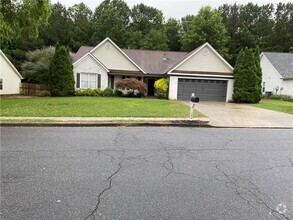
<box><xmin>0</xmin><ymin>120</ymin><xmax>211</xmax><ymax>127</ymax></box>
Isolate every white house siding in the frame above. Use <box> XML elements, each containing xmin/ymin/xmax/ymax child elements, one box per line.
<box><xmin>0</xmin><ymin>52</ymin><xmax>21</xmax><ymax>95</ymax></box>
<box><xmin>260</xmin><ymin>55</ymin><xmax>283</xmax><ymax>95</ymax></box>
<box><xmin>168</xmin><ymin>76</ymin><xmax>178</xmax><ymax>100</ymax></box>
<box><xmin>91</xmin><ymin>40</ymin><xmax>141</xmax><ymax>72</ymax></box>
<box><xmin>168</xmin><ymin>75</ymin><xmax>234</xmax><ymax>102</ymax></box>
<box><xmin>174</xmin><ymin>45</ymin><xmax>232</xmax><ymax>73</ymax></box>
<box><xmin>282</xmin><ymin>80</ymin><xmax>293</xmax><ymax>96</ymax></box>
<box><xmin>73</xmin><ymin>55</ymin><xmax>108</xmax><ymax>89</ymax></box>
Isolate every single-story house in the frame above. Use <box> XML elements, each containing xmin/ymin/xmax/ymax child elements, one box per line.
<box><xmin>73</xmin><ymin>37</ymin><xmax>234</xmax><ymax>102</ymax></box>
<box><xmin>0</xmin><ymin>50</ymin><xmax>23</xmax><ymax>95</ymax></box>
<box><xmin>260</xmin><ymin>52</ymin><xmax>293</xmax><ymax>97</ymax></box>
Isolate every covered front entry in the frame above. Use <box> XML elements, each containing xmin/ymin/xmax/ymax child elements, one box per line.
<box><xmin>147</xmin><ymin>79</ymin><xmax>156</xmax><ymax>96</ymax></box>
<box><xmin>177</xmin><ymin>78</ymin><xmax>227</xmax><ymax>101</ymax></box>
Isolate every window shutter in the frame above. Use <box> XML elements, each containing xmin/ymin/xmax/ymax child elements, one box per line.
<box><xmin>98</xmin><ymin>74</ymin><xmax>101</xmax><ymax>88</ymax></box>
<box><xmin>76</xmin><ymin>73</ymin><xmax>80</xmax><ymax>88</ymax></box>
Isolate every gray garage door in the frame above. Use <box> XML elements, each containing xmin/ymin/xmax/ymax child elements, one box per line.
<box><xmin>177</xmin><ymin>79</ymin><xmax>227</xmax><ymax>101</ymax></box>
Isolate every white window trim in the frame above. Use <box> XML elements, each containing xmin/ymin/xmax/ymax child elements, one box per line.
<box><xmin>79</xmin><ymin>73</ymin><xmax>100</xmax><ymax>89</ymax></box>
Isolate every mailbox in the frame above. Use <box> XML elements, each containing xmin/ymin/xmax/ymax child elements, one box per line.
<box><xmin>190</xmin><ymin>93</ymin><xmax>199</xmax><ymax>120</ymax></box>
<box><xmin>191</xmin><ymin>96</ymin><xmax>199</xmax><ymax>103</ymax></box>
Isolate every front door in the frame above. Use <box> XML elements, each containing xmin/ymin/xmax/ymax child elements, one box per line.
<box><xmin>147</xmin><ymin>79</ymin><xmax>156</xmax><ymax>96</ymax></box>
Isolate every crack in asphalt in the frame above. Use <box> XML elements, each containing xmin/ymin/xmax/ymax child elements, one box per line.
<box><xmin>83</xmin><ymin>128</ymin><xmax>291</xmax><ymax>220</ymax></box>
<box><xmin>215</xmin><ymin>164</ymin><xmax>290</xmax><ymax>220</ymax></box>
<box><xmin>84</xmin><ymin>159</ymin><xmax>124</xmax><ymax>220</ymax></box>
<box><xmin>84</xmin><ymin>129</ymin><xmax>125</xmax><ymax>220</ymax></box>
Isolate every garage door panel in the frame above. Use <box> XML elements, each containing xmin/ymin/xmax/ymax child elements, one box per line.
<box><xmin>177</xmin><ymin>79</ymin><xmax>227</xmax><ymax>101</ymax></box>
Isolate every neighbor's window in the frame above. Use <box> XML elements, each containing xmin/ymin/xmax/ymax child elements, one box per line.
<box><xmin>79</xmin><ymin>73</ymin><xmax>100</xmax><ymax>89</ymax></box>
<box><xmin>0</xmin><ymin>79</ymin><xmax>2</xmax><ymax>90</ymax></box>
<box><xmin>262</xmin><ymin>82</ymin><xmax>265</xmax><ymax>93</ymax></box>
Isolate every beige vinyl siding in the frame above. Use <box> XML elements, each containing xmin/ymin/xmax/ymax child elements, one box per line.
<box><xmin>91</xmin><ymin>40</ymin><xmax>140</xmax><ymax>72</ymax></box>
<box><xmin>174</xmin><ymin>46</ymin><xmax>232</xmax><ymax>73</ymax></box>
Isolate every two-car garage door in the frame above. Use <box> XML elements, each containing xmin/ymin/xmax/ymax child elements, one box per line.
<box><xmin>177</xmin><ymin>78</ymin><xmax>227</xmax><ymax>101</ymax></box>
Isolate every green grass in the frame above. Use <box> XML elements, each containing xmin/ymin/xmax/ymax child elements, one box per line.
<box><xmin>248</xmin><ymin>99</ymin><xmax>293</xmax><ymax>114</ymax></box>
<box><xmin>0</xmin><ymin>96</ymin><xmax>205</xmax><ymax>118</ymax></box>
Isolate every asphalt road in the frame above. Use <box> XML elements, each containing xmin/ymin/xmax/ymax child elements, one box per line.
<box><xmin>1</xmin><ymin>127</ymin><xmax>292</xmax><ymax>220</ymax></box>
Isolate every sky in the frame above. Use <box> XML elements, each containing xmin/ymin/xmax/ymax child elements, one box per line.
<box><xmin>51</xmin><ymin>0</ymin><xmax>290</xmax><ymax>19</ymax></box>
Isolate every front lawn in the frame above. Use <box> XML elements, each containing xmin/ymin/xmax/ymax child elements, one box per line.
<box><xmin>0</xmin><ymin>96</ymin><xmax>204</xmax><ymax>118</ymax></box>
<box><xmin>248</xmin><ymin>99</ymin><xmax>293</xmax><ymax>114</ymax></box>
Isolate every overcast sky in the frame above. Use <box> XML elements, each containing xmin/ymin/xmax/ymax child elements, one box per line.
<box><xmin>51</xmin><ymin>0</ymin><xmax>290</xmax><ymax>19</ymax></box>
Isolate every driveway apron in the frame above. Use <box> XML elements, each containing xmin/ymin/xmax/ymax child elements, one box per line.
<box><xmin>194</xmin><ymin>101</ymin><xmax>293</xmax><ymax>128</ymax></box>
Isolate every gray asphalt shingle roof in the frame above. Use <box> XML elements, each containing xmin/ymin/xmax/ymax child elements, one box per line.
<box><xmin>263</xmin><ymin>52</ymin><xmax>293</xmax><ymax>79</ymax></box>
<box><xmin>73</xmin><ymin>46</ymin><xmax>188</xmax><ymax>74</ymax></box>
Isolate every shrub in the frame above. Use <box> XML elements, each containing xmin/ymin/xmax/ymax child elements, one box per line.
<box><xmin>115</xmin><ymin>78</ymin><xmax>147</xmax><ymax>95</ymax></box>
<box><xmin>22</xmin><ymin>47</ymin><xmax>55</xmax><ymax>84</ymax></box>
<box><xmin>103</xmin><ymin>87</ymin><xmax>114</xmax><ymax>97</ymax></box>
<box><xmin>49</xmin><ymin>44</ymin><xmax>75</xmax><ymax>96</ymax></box>
<box><xmin>114</xmin><ymin>89</ymin><xmax>123</xmax><ymax>97</ymax></box>
<box><xmin>75</xmin><ymin>88</ymin><xmax>103</xmax><ymax>96</ymax></box>
<box><xmin>136</xmin><ymin>92</ymin><xmax>146</xmax><ymax>98</ymax></box>
<box><xmin>269</xmin><ymin>94</ymin><xmax>291</xmax><ymax>101</ymax></box>
<box><xmin>154</xmin><ymin>78</ymin><xmax>168</xmax><ymax>98</ymax></box>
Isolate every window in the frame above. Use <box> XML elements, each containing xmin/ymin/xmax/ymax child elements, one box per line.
<box><xmin>0</xmin><ymin>79</ymin><xmax>2</xmax><ymax>90</ymax></box>
<box><xmin>77</xmin><ymin>73</ymin><xmax>100</xmax><ymax>89</ymax></box>
<box><xmin>262</xmin><ymin>82</ymin><xmax>265</xmax><ymax>93</ymax></box>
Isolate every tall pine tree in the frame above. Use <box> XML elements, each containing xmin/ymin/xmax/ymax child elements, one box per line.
<box><xmin>49</xmin><ymin>43</ymin><xmax>75</xmax><ymax>96</ymax></box>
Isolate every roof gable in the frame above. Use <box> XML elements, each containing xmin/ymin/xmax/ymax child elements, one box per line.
<box><xmin>262</xmin><ymin>52</ymin><xmax>293</xmax><ymax>79</ymax></box>
<box><xmin>73</xmin><ymin>52</ymin><xmax>109</xmax><ymax>72</ymax></box>
<box><xmin>90</xmin><ymin>38</ymin><xmax>145</xmax><ymax>73</ymax></box>
<box><xmin>168</xmin><ymin>43</ymin><xmax>233</xmax><ymax>74</ymax></box>
<box><xmin>0</xmin><ymin>50</ymin><xmax>23</xmax><ymax>79</ymax></box>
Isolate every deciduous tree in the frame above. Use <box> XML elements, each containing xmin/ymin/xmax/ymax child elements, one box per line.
<box><xmin>0</xmin><ymin>0</ymin><xmax>51</xmax><ymax>40</ymax></box>
<box><xmin>91</xmin><ymin>0</ymin><xmax>130</xmax><ymax>47</ymax></box>
<box><xmin>165</xmin><ymin>18</ymin><xmax>181</xmax><ymax>51</ymax></box>
<box><xmin>181</xmin><ymin>6</ymin><xmax>229</xmax><ymax>59</ymax></box>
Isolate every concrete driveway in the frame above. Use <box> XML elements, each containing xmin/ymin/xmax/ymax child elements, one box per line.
<box><xmin>195</xmin><ymin>102</ymin><xmax>293</xmax><ymax>128</ymax></box>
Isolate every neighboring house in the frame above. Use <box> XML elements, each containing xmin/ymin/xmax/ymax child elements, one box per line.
<box><xmin>73</xmin><ymin>37</ymin><xmax>234</xmax><ymax>102</ymax></box>
<box><xmin>261</xmin><ymin>52</ymin><xmax>293</xmax><ymax>97</ymax></box>
<box><xmin>0</xmin><ymin>50</ymin><xmax>23</xmax><ymax>95</ymax></box>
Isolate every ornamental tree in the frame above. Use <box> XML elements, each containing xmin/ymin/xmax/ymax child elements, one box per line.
<box><xmin>115</xmin><ymin>78</ymin><xmax>147</xmax><ymax>95</ymax></box>
<box><xmin>49</xmin><ymin>44</ymin><xmax>75</xmax><ymax>96</ymax></box>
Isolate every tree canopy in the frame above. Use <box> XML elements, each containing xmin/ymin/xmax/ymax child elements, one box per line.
<box><xmin>180</xmin><ymin>6</ymin><xmax>229</xmax><ymax>58</ymax></box>
<box><xmin>2</xmin><ymin>1</ymin><xmax>292</xmax><ymax>77</ymax></box>
<box><xmin>0</xmin><ymin>0</ymin><xmax>51</xmax><ymax>40</ymax></box>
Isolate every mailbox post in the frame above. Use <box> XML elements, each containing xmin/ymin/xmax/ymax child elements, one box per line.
<box><xmin>190</xmin><ymin>93</ymin><xmax>199</xmax><ymax>120</ymax></box>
